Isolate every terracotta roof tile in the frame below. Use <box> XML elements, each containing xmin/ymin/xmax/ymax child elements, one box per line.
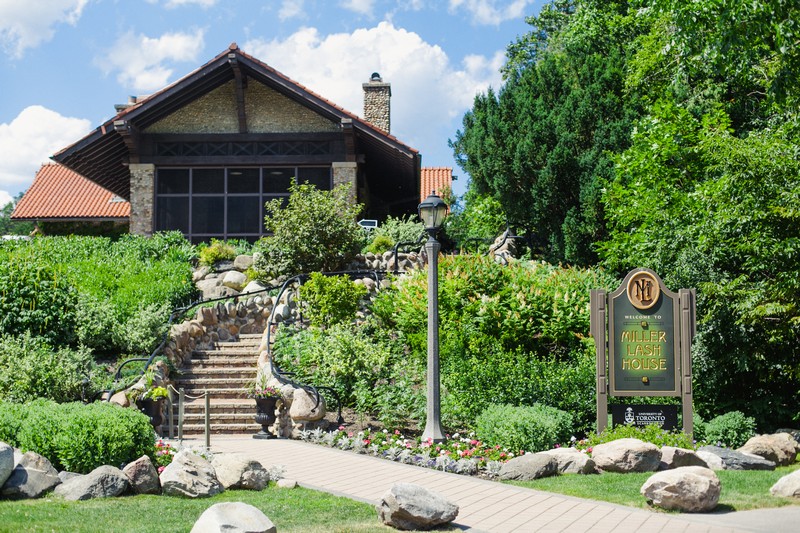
<box><xmin>11</xmin><ymin>164</ymin><xmax>130</xmax><ymax>220</ymax></box>
<box><xmin>420</xmin><ymin>167</ymin><xmax>453</xmax><ymax>203</ymax></box>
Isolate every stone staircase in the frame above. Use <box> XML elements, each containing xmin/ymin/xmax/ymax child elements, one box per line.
<box><xmin>169</xmin><ymin>333</ymin><xmax>263</xmax><ymax>435</ymax></box>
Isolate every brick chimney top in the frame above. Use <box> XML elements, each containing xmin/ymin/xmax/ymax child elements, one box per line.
<box><xmin>363</xmin><ymin>73</ymin><xmax>391</xmax><ymax>133</ymax></box>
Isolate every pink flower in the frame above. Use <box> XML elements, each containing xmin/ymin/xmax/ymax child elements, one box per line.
<box><xmin>348</xmin><ymin>432</ymin><xmax>353</xmax><ymax>437</ymax></box>
<box><xmin>338</xmin><ymin>425</ymin><xmax>345</xmax><ymax>431</ymax></box>
<box><xmin>394</xmin><ymin>429</ymin><xmax>401</xmax><ymax>435</ymax></box>
<box><xmin>157</xmin><ymin>466</ymin><xmax>165</xmax><ymax>474</ymax></box>
<box><xmin>363</xmin><ymin>439</ymin><xmax>371</xmax><ymax>445</ymax></box>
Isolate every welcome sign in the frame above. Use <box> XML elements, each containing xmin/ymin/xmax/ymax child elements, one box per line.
<box><xmin>590</xmin><ymin>268</ymin><xmax>695</xmax><ymax>434</ymax></box>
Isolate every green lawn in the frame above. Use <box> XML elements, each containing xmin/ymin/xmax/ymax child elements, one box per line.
<box><xmin>509</xmin><ymin>463</ymin><xmax>800</xmax><ymax>512</ymax></box>
<box><xmin>0</xmin><ymin>485</ymin><xmax>394</xmax><ymax>533</ymax></box>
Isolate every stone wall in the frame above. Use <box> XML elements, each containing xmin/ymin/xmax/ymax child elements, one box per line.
<box><xmin>362</xmin><ymin>77</ymin><xmax>391</xmax><ymax>133</ymax></box>
<box><xmin>129</xmin><ymin>163</ymin><xmax>154</xmax><ymax>236</ymax></box>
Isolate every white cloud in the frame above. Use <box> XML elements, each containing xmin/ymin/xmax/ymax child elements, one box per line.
<box><xmin>449</xmin><ymin>0</ymin><xmax>535</xmax><ymax>25</ymax></box>
<box><xmin>279</xmin><ymin>0</ymin><xmax>305</xmax><ymax>21</ymax></box>
<box><xmin>0</xmin><ymin>106</ymin><xmax>92</xmax><ymax>196</ymax></box>
<box><xmin>96</xmin><ymin>30</ymin><xmax>206</xmax><ymax>93</ymax></box>
<box><xmin>145</xmin><ymin>0</ymin><xmax>217</xmax><ymax>8</ymax></box>
<box><xmin>243</xmin><ymin>22</ymin><xmax>503</xmax><ymax>166</ymax></box>
<box><xmin>0</xmin><ymin>0</ymin><xmax>88</xmax><ymax>58</ymax></box>
<box><xmin>0</xmin><ymin>190</ymin><xmax>12</xmax><ymax>207</ymax></box>
<box><xmin>340</xmin><ymin>0</ymin><xmax>374</xmax><ymax>17</ymax></box>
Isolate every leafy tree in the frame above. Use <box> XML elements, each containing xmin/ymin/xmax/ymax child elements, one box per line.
<box><xmin>451</xmin><ymin>1</ymin><xmax>645</xmax><ymax>265</ymax></box>
<box><xmin>253</xmin><ymin>183</ymin><xmax>364</xmax><ymax>278</ymax></box>
<box><xmin>444</xmin><ymin>189</ymin><xmax>507</xmax><ymax>252</ymax></box>
<box><xmin>0</xmin><ymin>192</ymin><xmax>34</xmax><ymax>236</ymax></box>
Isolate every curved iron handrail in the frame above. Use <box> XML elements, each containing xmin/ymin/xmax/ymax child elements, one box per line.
<box><xmin>391</xmin><ymin>232</ymin><xmax>426</xmax><ymax>273</ymax></box>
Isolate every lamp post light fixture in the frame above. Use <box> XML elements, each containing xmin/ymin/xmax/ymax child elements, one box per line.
<box><xmin>418</xmin><ymin>191</ymin><xmax>448</xmax><ymax>443</ymax></box>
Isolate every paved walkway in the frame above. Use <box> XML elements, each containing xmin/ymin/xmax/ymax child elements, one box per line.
<box><xmin>188</xmin><ymin>436</ymin><xmax>800</xmax><ymax>533</ymax></box>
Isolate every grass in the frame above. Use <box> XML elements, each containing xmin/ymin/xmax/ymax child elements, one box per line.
<box><xmin>0</xmin><ymin>484</ymin><xmax>395</xmax><ymax>533</ymax></box>
<box><xmin>508</xmin><ymin>462</ymin><xmax>800</xmax><ymax>512</ymax></box>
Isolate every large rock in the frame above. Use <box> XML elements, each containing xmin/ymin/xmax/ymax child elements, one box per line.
<box><xmin>377</xmin><ymin>483</ymin><xmax>459</xmax><ymax>531</ymax></box>
<box><xmin>695</xmin><ymin>450</ymin><xmax>725</xmax><ymax>470</ymax></box>
<box><xmin>738</xmin><ymin>433</ymin><xmax>798</xmax><ymax>466</ymax></box>
<box><xmin>123</xmin><ymin>455</ymin><xmax>161</xmax><ymax>495</ymax></box>
<box><xmin>0</xmin><ymin>442</ymin><xmax>13</xmax><ymax>488</ymax></box>
<box><xmin>289</xmin><ymin>387</ymin><xmax>326</xmax><ymax>422</ymax></box>
<box><xmin>0</xmin><ymin>451</ymin><xmax>60</xmax><ymax>499</ymax></box>
<box><xmin>775</xmin><ymin>429</ymin><xmax>800</xmax><ymax>450</ymax></box>
<box><xmin>241</xmin><ymin>280</ymin><xmax>268</xmax><ymax>295</ymax></box>
<box><xmin>659</xmin><ymin>446</ymin><xmax>709</xmax><ymax>470</ymax></box>
<box><xmin>538</xmin><ymin>448</ymin><xmax>598</xmax><ymax>475</ymax></box>
<box><xmin>54</xmin><ymin>465</ymin><xmax>129</xmax><ymax>501</ymax></box>
<box><xmin>498</xmin><ymin>453</ymin><xmax>559</xmax><ymax>481</ymax></box>
<box><xmin>210</xmin><ymin>453</ymin><xmax>269</xmax><ymax>490</ymax></box>
<box><xmin>196</xmin><ymin>278</ymin><xmax>222</xmax><ymax>294</ymax></box>
<box><xmin>191</xmin><ymin>502</ymin><xmax>276</xmax><ymax>533</ymax></box>
<box><xmin>697</xmin><ymin>445</ymin><xmax>775</xmax><ymax>470</ymax></box>
<box><xmin>222</xmin><ymin>270</ymin><xmax>248</xmax><ymax>291</ymax></box>
<box><xmin>592</xmin><ymin>438</ymin><xmax>662</xmax><ymax>473</ymax></box>
<box><xmin>233</xmin><ymin>255</ymin><xmax>254</xmax><ymax>271</ymax></box>
<box><xmin>640</xmin><ymin>466</ymin><xmax>721</xmax><ymax>512</ymax></box>
<box><xmin>160</xmin><ymin>451</ymin><xmax>224</xmax><ymax>498</ymax></box>
<box><xmin>770</xmin><ymin>469</ymin><xmax>800</xmax><ymax>498</ymax></box>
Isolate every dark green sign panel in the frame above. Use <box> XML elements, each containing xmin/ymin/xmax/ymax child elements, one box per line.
<box><xmin>608</xmin><ymin>270</ymin><xmax>680</xmax><ymax>396</ymax></box>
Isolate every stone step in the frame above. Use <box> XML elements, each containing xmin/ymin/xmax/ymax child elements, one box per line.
<box><xmin>177</xmin><ymin>387</ymin><xmax>251</xmax><ymax>399</ymax></box>
<box><xmin>174</xmin><ymin>376</ymin><xmax>252</xmax><ymax>388</ymax></box>
<box><xmin>178</xmin><ymin>367</ymin><xmax>257</xmax><ymax>380</ymax></box>
<box><xmin>173</xmin><ymin>400</ymin><xmax>256</xmax><ymax>414</ymax></box>
<box><xmin>170</xmin><ymin>423</ymin><xmax>261</xmax><ymax>435</ymax></box>
<box><xmin>182</xmin><ymin>359</ymin><xmax>255</xmax><ymax>370</ymax></box>
<box><xmin>193</xmin><ymin>348</ymin><xmax>259</xmax><ymax>357</ymax></box>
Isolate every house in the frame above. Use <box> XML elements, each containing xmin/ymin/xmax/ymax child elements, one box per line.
<box><xmin>14</xmin><ymin>43</ymin><xmax>447</xmax><ymax>243</ymax></box>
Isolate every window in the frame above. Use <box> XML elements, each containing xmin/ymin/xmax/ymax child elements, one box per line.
<box><xmin>155</xmin><ymin>166</ymin><xmax>332</xmax><ymax>242</ymax></box>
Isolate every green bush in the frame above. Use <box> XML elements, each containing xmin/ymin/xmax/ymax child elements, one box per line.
<box><xmin>1</xmin><ymin>400</ymin><xmax>154</xmax><ymax>473</ymax></box>
<box><xmin>198</xmin><ymin>239</ymin><xmax>237</xmax><ymax>266</ymax></box>
<box><xmin>475</xmin><ymin>403</ymin><xmax>573</xmax><ymax>453</ymax></box>
<box><xmin>364</xmin><ymin>234</ymin><xmax>395</xmax><ymax>255</ymax></box>
<box><xmin>704</xmin><ymin>411</ymin><xmax>757</xmax><ymax>448</ymax></box>
<box><xmin>253</xmin><ymin>183</ymin><xmax>364</xmax><ymax>278</ymax></box>
<box><xmin>298</xmin><ymin>273</ymin><xmax>368</xmax><ymax>328</ymax></box>
<box><xmin>0</xmin><ymin>333</ymin><xmax>100</xmax><ymax>403</ymax></box>
<box><xmin>584</xmin><ymin>424</ymin><xmax>695</xmax><ymax>450</ymax></box>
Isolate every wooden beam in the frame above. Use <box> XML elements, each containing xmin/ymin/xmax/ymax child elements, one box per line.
<box><xmin>114</xmin><ymin>120</ymin><xmax>141</xmax><ymax>164</ymax></box>
<box><xmin>341</xmin><ymin>119</ymin><xmax>357</xmax><ymax>163</ymax></box>
<box><xmin>229</xmin><ymin>53</ymin><xmax>248</xmax><ymax>134</ymax></box>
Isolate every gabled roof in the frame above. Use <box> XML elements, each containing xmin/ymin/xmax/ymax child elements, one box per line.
<box><xmin>11</xmin><ymin>164</ymin><xmax>129</xmax><ymax>221</ymax></box>
<box><xmin>420</xmin><ymin>167</ymin><xmax>453</xmax><ymax>203</ymax></box>
<box><xmin>53</xmin><ymin>43</ymin><xmax>420</xmax><ymax>201</ymax></box>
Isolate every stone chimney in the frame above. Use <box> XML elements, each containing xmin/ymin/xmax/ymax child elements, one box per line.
<box><xmin>363</xmin><ymin>72</ymin><xmax>391</xmax><ymax>133</ymax></box>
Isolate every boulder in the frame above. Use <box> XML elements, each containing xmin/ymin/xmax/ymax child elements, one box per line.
<box><xmin>770</xmin><ymin>469</ymin><xmax>800</xmax><ymax>498</ymax></box>
<box><xmin>498</xmin><ymin>453</ymin><xmax>559</xmax><ymax>481</ymax></box>
<box><xmin>160</xmin><ymin>451</ymin><xmax>224</xmax><ymax>498</ymax></box>
<box><xmin>640</xmin><ymin>466</ymin><xmax>721</xmax><ymax>512</ymax></box>
<box><xmin>738</xmin><ymin>433</ymin><xmax>798</xmax><ymax>466</ymax></box>
<box><xmin>241</xmin><ymin>280</ymin><xmax>267</xmax><ymax>295</ymax></box>
<box><xmin>210</xmin><ymin>286</ymin><xmax>239</xmax><ymax>299</ymax></box>
<box><xmin>191</xmin><ymin>502</ymin><xmax>276</xmax><ymax>533</ymax></box>
<box><xmin>377</xmin><ymin>483</ymin><xmax>459</xmax><ymax>531</ymax></box>
<box><xmin>222</xmin><ymin>270</ymin><xmax>248</xmax><ymax>291</ymax></box>
<box><xmin>0</xmin><ymin>451</ymin><xmax>60</xmax><ymax>499</ymax></box>
<box><xmin>58</xmin><ymin>471</ymin><xmax>83</xmax><ymax>483</ymax></box>
<box><xmin>212</xmin><ymin>260</ymin><xmax>236</xmax><ymax>273</ymax></box>
<box><xmin>210</xmin><ymin>453</ymin><xmax>269</xmax><ymax>490</ymax></box>
<box><xmin>54</xmin><ymin>465</ymin><xmax>129</xmax><ymax>501</ymax></box>
<box><xmin>0</xmin><ymin>442</ymin><xmax>13</xmax><ymax>488</ymax></box>
<box><xmin>538</xmin><ymin>448</ymin><xmax>598</xmax><ymax>474</ymax></box>
<box><xmin>695</xmin><ymin>450</ymin><xmax>725</xmax><ymax>471</ymax></box>
<box><xmin>775</xmin><ymin>429</ymin><xmax>800</xmax><ymax>450</ymax></box>
<box><xmin>196</xmin><ymin>278</ymin><xmax>222</xmax><ymax>294</ymax></box>
<box><xmin>192</xmin><ymin>266</ymin><xmax>212</xmax><ymax>282</ymax></box>
<box><xmin>658</xmin><ymin>446</ymin><xmax>709</xmax><ymax>470</ymax></box>
<box><xmin>697</xmin><ymin>445</ymin><xmax>775</xmax><ymax>470</ymax></box>
<box><xmin>276</xmin><ymin>479</ymin><xmax>297</xmax><ymax>489</ymax></box>
<box><xmin>289</xmin><ymin>388</ymin><xmax>326</xmax><ymax>422</ymax></box>
<box><xmin>592</xmin><ymin>438</ymin><xmax>662</xmax><ymax>473</ymax></box>
<box><xmin>233</xmin><ymin>255</ymin><xmax>254</xmax><ymax>271</ymax></box>
<box><xmin>123</xmin><ymin>455</ymin><xmax>161</xmax><ymax>495</ymax></box>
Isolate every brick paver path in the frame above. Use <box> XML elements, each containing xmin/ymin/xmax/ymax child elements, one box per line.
<box><xmin>198</xmin><ymin>436</ymin><xmax>800</xmax><ymax>532</ymax></box>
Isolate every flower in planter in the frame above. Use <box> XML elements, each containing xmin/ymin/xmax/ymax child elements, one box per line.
<box><xmin>249</xmin><ymin>385</ymin><xmax>282</xmax><ymax>399</ymax></box>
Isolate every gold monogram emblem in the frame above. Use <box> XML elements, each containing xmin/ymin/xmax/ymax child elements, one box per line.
<box><xmin>627</xmin><ymin>271</ymin><xmax>660</xmax><ymax>310</ymax></box>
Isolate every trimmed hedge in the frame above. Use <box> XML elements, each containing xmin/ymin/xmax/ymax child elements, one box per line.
<box><xmin>0</xmin><ymin>400</ymin><xmax>155</xmax><ymax>473</ymax></box>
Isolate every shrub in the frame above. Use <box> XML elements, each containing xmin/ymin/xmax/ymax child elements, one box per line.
<box><xmin>364</xmin><ymin>234</ymin><xmax>395</xmax><ymax>255</ymax></box>
<box><xmin>704</xmin><ymin>411</ymin><xmax>757</xmax><ymax>448</ymax></box>
<box><xmin>584</xmin><ymin>424</ymin><xmax>695</xmax><ymax>450</ymax></box>
<box><xmin>198</xmin><ymin>238</ymin><xmax>237</xmax><ymax>266</ymax></box>
<box><xmin>367</xmin><ymin>215</ymin><xmax>424</xmax><ymax>252</ymax></box>
<box><xmin>475</xmin><ymin>403</ymin><xmax>573</xmax><ymax>453</ymax></box>
<box><xmin>2</xmin><ymin>400</ymin><xmax>154</xmax><ymax>473</ymax></box>
<box><xmin>253</xmin><ymin>183</ymin><xmax>364</xmax><ymax>278</ymax></box>
<box><xmin>298</xmin><ymin>273</ymin><xmax>368</xmax><ymax>328</ymax></box>
<box><xmin>0</xmin><ymin>333</ymin><xmax>99</xmax><ymax>403</ymax></box>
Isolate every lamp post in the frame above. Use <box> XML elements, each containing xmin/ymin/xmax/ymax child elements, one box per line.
<box><xmin>418</xmin><ymin>191</ymin><xmax>448</xmax><ymax>443</ymax></box>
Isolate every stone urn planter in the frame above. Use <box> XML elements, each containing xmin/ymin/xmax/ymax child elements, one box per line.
<box><xmin>253</xmin><ymin>397</ymin><xmax>279</xmax><ymax>439</ymax></box>
<box><xmin>136</xmin><ymin>398</ymin><xmax>165</xmax><ymax>431</ymax></box>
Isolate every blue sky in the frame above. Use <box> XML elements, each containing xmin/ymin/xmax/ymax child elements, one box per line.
<box><xmin>0</xmin><ymin>0</ymin><xmax>545</xmax><ymax>207</ymax></box>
